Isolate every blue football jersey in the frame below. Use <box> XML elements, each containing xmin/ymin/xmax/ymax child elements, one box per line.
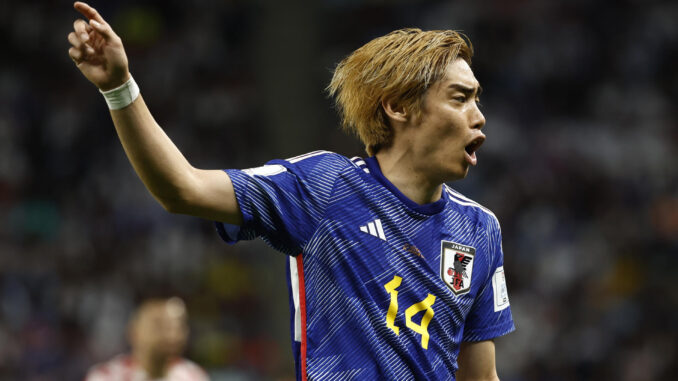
<box><xmin>216</xmin><ymin>151</ymin><xmax>515</xmax><ymax>380</ymax></box>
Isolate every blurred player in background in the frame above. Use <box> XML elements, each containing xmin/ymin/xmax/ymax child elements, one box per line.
<box><xmin>68</xmin><ymin>1</ymin><xmax>514</xmax><ymax>380</ymax></box>
<box><xmin>85</xmin><ymin>297</ymin><xmax>209</xmax><ymax>381</ymax></box>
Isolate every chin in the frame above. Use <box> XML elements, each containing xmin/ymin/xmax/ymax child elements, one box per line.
<box><xmin>443</xmin><ymin>168</ymin><xmax>468</xmax><ymax>183</ymax></box>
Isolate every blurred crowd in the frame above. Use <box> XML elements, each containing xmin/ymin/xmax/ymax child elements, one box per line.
<box><xmin>1</xmin><ymin>0</ymin><xmax>676</xmax><ymax>380</ymax></box>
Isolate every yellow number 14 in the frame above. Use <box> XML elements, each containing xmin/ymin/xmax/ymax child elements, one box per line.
<box><xmin>384</xmin><ymin>275</ymin><xmax>437</xmax><ymax>349</ymax></box>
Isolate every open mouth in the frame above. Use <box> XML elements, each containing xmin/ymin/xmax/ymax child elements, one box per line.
<box><xmin>464</xmin><ymin>136</ymin><xmax>485</xmax><ymax>166</ymax></box>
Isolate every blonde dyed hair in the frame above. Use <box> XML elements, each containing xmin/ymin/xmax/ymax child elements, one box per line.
<box><xmin>328</xmin><ymin>28</ymin><xmax>473</xmax><ymax>155</ymax></box>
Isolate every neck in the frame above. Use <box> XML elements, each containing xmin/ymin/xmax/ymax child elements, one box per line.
<box><xmin>133</xmin><ymin>350</ymin><xmax>169</xmax><ymax>379</ymax></box>
<box><xmin>374</xmin><ymin>149</ymin><xmax>443</xmax><ymax>205</ymax></box>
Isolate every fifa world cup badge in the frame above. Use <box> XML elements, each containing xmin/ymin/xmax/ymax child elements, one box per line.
<box><xmin>440</xmin><ymin>241</ymin><xmax>476</xmax><ymax>295</ymax></box>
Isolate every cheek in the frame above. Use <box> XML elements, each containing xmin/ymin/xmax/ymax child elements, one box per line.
<box><xmin>415</xmin><ymin>108</ymin><xmax>465</xmax><ymax>151</ymax></box>
<box><xmin>431</xmin><ymin>108</ymin><xmax>464</xmax><ymax>134</ymax></box>
<box><xmin>433</xmin><ymin>123</ymin><xmax>464</xmax><ymax>147</ymax></box>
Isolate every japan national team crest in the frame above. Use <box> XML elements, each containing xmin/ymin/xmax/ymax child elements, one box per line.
<box><xmin>440</xmin><ymin>241</ymin><xmax>476</xmax><ymax>295</ymax></box>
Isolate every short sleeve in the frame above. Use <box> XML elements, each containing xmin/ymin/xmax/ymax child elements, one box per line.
<box><xmin>462</xmin><ymin>216</ymin><xmax>515</xmax><ymax>342</ymax></box>
<box><xmin>215</xmin><ymin>151</ymin><xmax>349</xmax><ymax>256</ymax></box>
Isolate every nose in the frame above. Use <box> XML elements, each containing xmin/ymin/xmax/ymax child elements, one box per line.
<box><xmin>470</xmin><ymin>102</ymin><xmax>486</xmax><ymax>130</ymax></box>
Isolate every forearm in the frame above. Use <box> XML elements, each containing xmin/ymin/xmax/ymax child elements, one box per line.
<box><xmin>110</xmin><ymin>93</ymin><xmax>198</xmax><ymax>211</ymax></box>
<box><xmin>456</xmin><ymin>375</ymin><xmax>500</xmax><ymax>381</ymax></box>
<box><xmin>69</xmin><ymin>2</ymin><xmax>241</xmax><ymax>224</ymax></box>
<box><xmin>456</xmin><ymin>340</ymin><xmax>499</xmax><ymax>381</ymax></box>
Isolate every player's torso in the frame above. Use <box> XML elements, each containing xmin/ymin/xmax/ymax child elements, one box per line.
<box><xmin>295</xmin><ymin>160</ymin><xmax>493</xmax><ymax>380</ymax></box>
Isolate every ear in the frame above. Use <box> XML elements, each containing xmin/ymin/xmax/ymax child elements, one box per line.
<box><xmin>381</xmin><ymin>97</ymin><xmax>408</xmax><ymax>123</ymax></box>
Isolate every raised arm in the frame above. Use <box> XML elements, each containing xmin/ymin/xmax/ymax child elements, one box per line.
<box><xmin>67</xmin><ymin>2</ymin><xmax>241</xmax><ymax>225</ymax></box>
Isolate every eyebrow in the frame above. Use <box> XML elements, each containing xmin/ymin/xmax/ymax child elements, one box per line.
<box><xmin>448</xmin><ymin>83</ymin><xmax>483</xmax><ymax>97</ymax></box>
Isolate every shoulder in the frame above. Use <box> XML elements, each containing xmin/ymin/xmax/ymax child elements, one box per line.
<box><xmin>84</xmin><ymin>354</ymin><xmax>135</xmax><ymax>381</ymax></box>
<box><xmin>444</xmin><ymin>186</ymin><xmax>505</xmax><ymax>263</ymax></box>
<box><xmin>243</xmin><ymin>151</ymin><xmax>362</xmax><ymax>192</ymax></box>
<box><xmin>168</xmin><ymin>358</ymin><xmax>210</xmax><ymax>380</ymax></box>
<box><xmin>242</xmin><ymin>150</ymin><xmax>355</xmax><ymax>178</ymax></box>
<box><xmin>444</xmin><ymin>185</ymin><xmax>500</xmax><ymax>230</ymax></box>
<box><xmin>277</xmin><ymin>150</ymin><xmax>356</xmax><ymax>174</ymax></box>
<box><xmin>283</xmin><ymin>150</ymin><xmax>351</xmax><ymax>166</ymax></box>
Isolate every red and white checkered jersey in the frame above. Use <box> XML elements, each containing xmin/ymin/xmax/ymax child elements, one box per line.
<box><xmin>85</xmin><ymin>354</ymin><xmax>209</xmax><ymax>381</ymax></box>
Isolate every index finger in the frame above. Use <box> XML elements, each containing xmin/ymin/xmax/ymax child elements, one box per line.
<box><xmin>73</xmin><ymin>2</ymin><xmax>105</xmax><ymax>24</ymax></box>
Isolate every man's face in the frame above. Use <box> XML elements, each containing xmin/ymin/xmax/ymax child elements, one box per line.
<box><xmin>130</xmin><ymin>299</ymin><xmax>189</xmax><ymax>360</ymax></box>
<box><xmin>406</xmin><ymin>58</ymin><xmax>486</xmax><ymax>182</ymax></box>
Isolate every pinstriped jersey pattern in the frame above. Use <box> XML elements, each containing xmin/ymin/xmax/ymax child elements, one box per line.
<box><xmin>216</xmin><ymin>151</ymin><xmax>514</xmax><ymax>380</ymax></box>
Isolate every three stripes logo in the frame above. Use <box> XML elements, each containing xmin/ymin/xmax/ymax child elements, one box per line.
<box><xmin>359</xmin><ymin>219</ymin><xmax>386</xmax><ymax>241</ymax></box>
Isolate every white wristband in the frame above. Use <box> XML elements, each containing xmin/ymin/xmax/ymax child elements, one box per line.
<box><xmin>99</xmin><ymin>76</ymin><xmax>140</xmax><ymax>110</ymax></box>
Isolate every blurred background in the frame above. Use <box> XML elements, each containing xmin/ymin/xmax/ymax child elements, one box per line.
<box><xmin>1</xmin><ymin>0</ymin><xmax>677</xmax><ymax>380</ymax></box>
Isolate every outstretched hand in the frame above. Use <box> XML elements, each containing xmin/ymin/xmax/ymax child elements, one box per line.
<box><xmin>68</xmin><ymin>2</ymin><xmax>130</xmax><ymax>90</ymax></box>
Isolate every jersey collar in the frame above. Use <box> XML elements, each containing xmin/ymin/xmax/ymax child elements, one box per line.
<box><xmin>365</xmin><ymin>156</ymin><xmax>447</xmax><ymax>215</ymax></box>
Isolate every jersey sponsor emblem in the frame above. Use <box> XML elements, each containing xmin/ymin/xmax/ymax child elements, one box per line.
<box><xmin>440</xmin><ymin>241</ymin><xmax>475</xmax><ymax>295</ymax></box>
<box><xmin>359</xmin><ymin>219</ymin><xmax>386</xmax><ymax>240</ymax></box>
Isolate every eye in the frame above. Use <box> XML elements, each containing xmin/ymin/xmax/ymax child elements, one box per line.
<box><xmin>453</xmin><ymin>95</ymin><xmax>467</xmax><ymax>103</ymax></box>
<box><xmin>475</xmin><ymin>98</ymin><xmax>482</xmax><ymax>108</ymax></box>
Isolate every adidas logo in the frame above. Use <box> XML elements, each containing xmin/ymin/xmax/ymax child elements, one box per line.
<box><xmin>359</xmin><ymin>219</ymin><xmax>386</xmax><ymax>240</ymax></box>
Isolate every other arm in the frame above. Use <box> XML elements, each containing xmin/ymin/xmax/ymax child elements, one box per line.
<box><xmin>456</xmin><ymin>340</ymin><xmax>499</xmax><ymax>381</ymax></box>
<box><xmin>67</xmin><ymin>2</ymin><xmax>241</xmax><ymax>224</ymax></box>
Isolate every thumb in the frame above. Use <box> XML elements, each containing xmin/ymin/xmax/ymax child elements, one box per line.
<box><xmin>89</xmin><ymin>19</ymin><xmax>114</xmax><ymax>40</ymax></box>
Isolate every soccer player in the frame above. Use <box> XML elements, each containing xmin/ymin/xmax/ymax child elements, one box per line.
<box><xmin>68</xmin><ymin>2</ymin><xmax>515</xmax><ymax>380</ymax></box>
<box><xmin>85</xmin><ymin>297</ymin><xmax>208</xmax><ymax>381</ymax></box>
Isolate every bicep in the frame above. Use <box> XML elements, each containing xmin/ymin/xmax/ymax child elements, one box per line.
<box><xmin>174</xmin><ymin>168</ymin><xmax>243</xmax><ymax>225</ymax></box>
<box><xmin>456</xmin><ymin>340</ymin><xmax>499</xmax><ymax>381</ymax></box>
